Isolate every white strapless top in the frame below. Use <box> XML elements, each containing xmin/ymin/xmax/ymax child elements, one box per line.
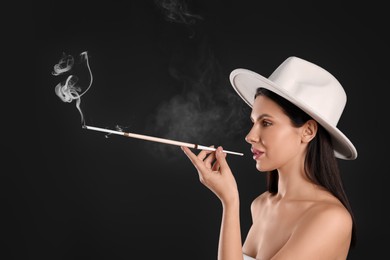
<box><xmin>243</xmin><ymin>253</ymin><xmax>256</xmax><ymax>260</ymax></box>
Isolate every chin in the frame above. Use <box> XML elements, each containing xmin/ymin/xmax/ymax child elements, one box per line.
<box><xmin>256</xmin><ymin>162</ymin><xmax>274</xmax><ymax>173</ymax></box>
<box><xmin>256</xmin><ymin>163</ymin><xmax>267</xmax><ymax>172</ymax></box>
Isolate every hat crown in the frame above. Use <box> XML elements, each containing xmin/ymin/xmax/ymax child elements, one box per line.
<box><xmin>269</xmin><ymin>57</ymin><xmax>346</xmax><ymax>127</ymax></box>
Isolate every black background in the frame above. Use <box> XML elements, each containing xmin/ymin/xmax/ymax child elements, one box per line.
<box><xmin>12</xmin><ymin>0</ymin><xmax>388</xmax><ymax>259</ymax></box>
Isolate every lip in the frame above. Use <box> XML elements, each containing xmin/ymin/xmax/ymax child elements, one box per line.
<box><xmin>251</xmin><ymin>147</ymin><xmax>264</xmax><ymax>160</ymax></box>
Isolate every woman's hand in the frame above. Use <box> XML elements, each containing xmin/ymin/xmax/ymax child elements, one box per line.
<box><xmin>181</xmin><ymin>146</ymin><xmax>239</xmax><ymax>207</ymax></box>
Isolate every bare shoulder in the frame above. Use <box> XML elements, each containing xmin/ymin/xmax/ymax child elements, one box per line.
<box><xmin>273</xmin><ymin>200</ymin><xmax>353</xmax><ymax>259</ymax></box>
<box><xmin>269</xmin><ymin>195</ymin><xmax>353</xmax><ymax>259</ymax></box>
<box><xmin>299</xmin><ymin>200</ymin><xmax>353</xmax><ymax>233</ymax></box>
<box><xmin>250</xmin><ymin>191</ymin><xmax>272</xmax><ymax>214</ymax></box>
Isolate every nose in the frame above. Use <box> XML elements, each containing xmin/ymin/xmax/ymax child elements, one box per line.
<box><xmin>245</xmin><ymin>125</ymin><xmax>259</xmax><ymax>144</ymax></box>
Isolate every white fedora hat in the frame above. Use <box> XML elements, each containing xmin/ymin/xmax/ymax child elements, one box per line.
<box><xmin>229</xmin><ymin>56</ymin><xmax>357</xmax><ymax>160</ymax></box>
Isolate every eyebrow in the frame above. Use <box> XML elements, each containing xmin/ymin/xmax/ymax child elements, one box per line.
<box><xmin>250</xmin><ymin>113</ymin><xmax>273</xmax><ymax>122</ymax></box>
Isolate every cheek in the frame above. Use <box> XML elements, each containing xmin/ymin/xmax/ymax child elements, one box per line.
<box><xmin>264</xmin><ymin>128</ymin><xmax>301</xmax><ymax>159</ymax></box>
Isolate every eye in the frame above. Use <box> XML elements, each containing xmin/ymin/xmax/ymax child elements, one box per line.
<box><xmin>262</xmin><ymin>120</ymin><xmax>272</xmax><ymax>127</ymax></box>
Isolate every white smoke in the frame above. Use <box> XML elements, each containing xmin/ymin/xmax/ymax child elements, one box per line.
<box><xmin>52</xmin><ymin>51</ymin><xmax>93</xmax><ymax>126</ymax></box>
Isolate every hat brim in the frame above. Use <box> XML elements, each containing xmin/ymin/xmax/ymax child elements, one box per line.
<box><xmin>230</xmin><ymin>68</ymin><xmax>357</xmax><ymax>160</ymax></box>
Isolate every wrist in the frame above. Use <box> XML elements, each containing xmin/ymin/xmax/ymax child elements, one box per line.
<box><xmin>221</xmin><ymin>195</ymin><xmax>240</xmax><ymax>210</ymax></box>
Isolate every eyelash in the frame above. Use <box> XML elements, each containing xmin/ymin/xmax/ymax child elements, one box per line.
<box><xmin>250</xmin><ymin>119</ymin><xmax>272</xmax><ymax>127</ymax></box>
<box><xmin>262</xmin><ymin>120</ymin><xmax>272</xmax><ymax>127</ymax></box>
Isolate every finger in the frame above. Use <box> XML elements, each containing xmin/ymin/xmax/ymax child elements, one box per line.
<box><xmin>181</xmin><ymin>146</ymin><xmax>207</xmax><ymax>172</ymax></box>
<box><xmin>215</xmin><ymin>146</ymin><xmax>229</xmax><ymax>169</ymax></box>
<box><xmin>197</xmin><ymin>148</ymin><xmax>212</xmax><ymax>161</ymax></box>
<box><xmin>212</xmin><ymin>160</ymin><xmax>220</xmax><ymax>171</ymax></box>
<box><xmin>181</xmin><ymin>146</ymin><xmax>198</xmax><ymax>164</ymax></box>
<box><xmin>203</xmin><ymin>146</ymin><xmax>216</xmax><ymax>168</ymax></box>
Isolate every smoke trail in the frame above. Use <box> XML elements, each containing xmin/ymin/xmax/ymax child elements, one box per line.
<box><xmin>154</xmin><ymin>0</ymin><xmax>203</xmax><ymax>25</ymax></box>
<box><xmin>145</xmin><ymin>2</ymin><xmax>249</xmax><ymax>161</ymax></box>
<box><xmin>154</xmin><ymin>0</ymin><xmax>203</xmax><ymax>38</ymax></box>
<box><xmin>104</xmin><ymin>125</ymin><xmax>130</xmax><ymax>138</ymax></box>
<box><xmin>52</xmin><ymin>51</ymin><xmax>93</xmax><ymax>126</ymax></box>
<box><xmin>52</xmin><ymin>53</ymin><xmax>74</xmax><ymax>75</ymax></box>
<box><xmin>146</xmin><ymin>43</ymin><xmax>248</xmax><ymax>156</ymax></box>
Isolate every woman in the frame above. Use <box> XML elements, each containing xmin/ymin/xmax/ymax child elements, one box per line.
<box><xmin>181</xmin><ymin>56</ymin><xmax>357</xmax><ymax>260</ymax></box>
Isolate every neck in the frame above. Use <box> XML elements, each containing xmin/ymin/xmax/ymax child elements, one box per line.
<box><xmin>275</xmin><ymin>155</ymin><xmax>317</xmax><ymax>200</ymax></box>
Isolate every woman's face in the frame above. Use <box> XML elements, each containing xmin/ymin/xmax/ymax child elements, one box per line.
<box><xmin>246</xmin><ymin>95</ymin><xmax>305</xmax><ymax>172</ymax></box>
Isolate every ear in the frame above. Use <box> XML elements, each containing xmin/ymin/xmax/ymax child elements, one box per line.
<box><xmin>301</xmin><ymin>119</ymin><xmax>318</xmax><ymax>143</ymax></box>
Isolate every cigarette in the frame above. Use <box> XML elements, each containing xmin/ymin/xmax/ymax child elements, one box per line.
<box><xmin>83</xmin><ymin>125</ymin><xmax>244</xmax><ymax>156</ymax></box>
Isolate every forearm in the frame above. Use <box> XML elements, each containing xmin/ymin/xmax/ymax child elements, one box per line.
<box><xmin>218</xmin><ymin>199</ymin><xmax>244</xmax><ymax>260</ymax></box>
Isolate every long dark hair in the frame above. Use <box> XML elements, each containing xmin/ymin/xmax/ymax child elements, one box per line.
<box><xmin>255</xmin><ymin>88</ymin><xmax>357</xmax><ymax>248</ymax></box>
